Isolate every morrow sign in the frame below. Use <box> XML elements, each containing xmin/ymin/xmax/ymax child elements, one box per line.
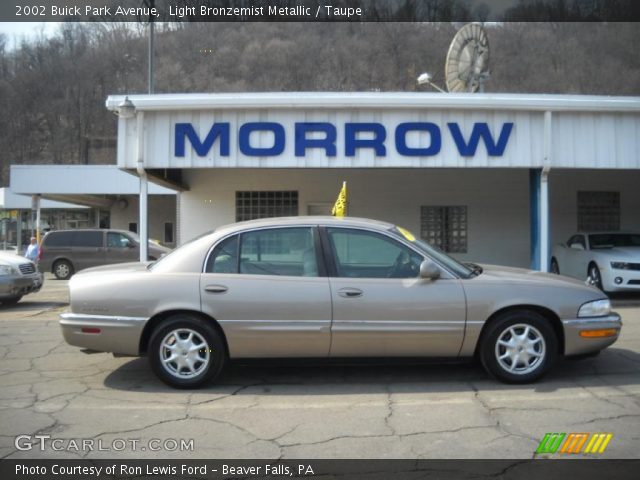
<box><xmin>175</xmin><ymin>121</ymin><xmax>514</xmax><ymax>158</ymax></box>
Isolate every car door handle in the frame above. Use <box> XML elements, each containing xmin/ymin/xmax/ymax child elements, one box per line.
<box><xmin>204</xmin><ymin>284</ymin><xmax>228</xmax><ymax>293</ymax></box>
<box><xmin>338</xmin><ymin>287</ymin><xmax>363</xmax><ymax>298</ymax></box>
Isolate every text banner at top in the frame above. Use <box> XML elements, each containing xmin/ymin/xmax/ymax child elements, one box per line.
<box><xmin>3</xmin><ymin>0</ymin><xmax>640</xmax><ymax>22</ymax></box>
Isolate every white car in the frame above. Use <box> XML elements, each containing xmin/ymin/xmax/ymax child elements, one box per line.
<box><xmin>551</xmin><ymin>232</ymin><xmax>640</xmax><ymax>292</ymax></box>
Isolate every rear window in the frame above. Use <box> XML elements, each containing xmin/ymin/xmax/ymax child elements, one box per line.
<box><xmin>73</xmin><ymin>231</ymin><xmax>103</xmax><ymax>247</ymax></box>
<box><xmin>43</xmin><ymin>231</ymin><xmax>74</xmax><ymax>247</ymax></box>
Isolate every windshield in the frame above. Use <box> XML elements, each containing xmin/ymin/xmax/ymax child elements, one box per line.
<box><xmin>589</xmin><ymin>233</ymin><xmax>640</xmax><ymax>249</ymax></box>
<box><xmin>148</xmin><ymin>229</ymin><xmax>215</xmax><ymax>272</ymax></box>
<box><xmin>389</xmin><ymin>227</ymin><xmax>474</xmax><ymax>278</ymax></box>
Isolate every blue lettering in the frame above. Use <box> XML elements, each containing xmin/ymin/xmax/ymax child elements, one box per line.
<box><xmin>295</xmin><ymin>123</ymin><xmax>337</xmax><ymax>157</ymax></box>
<box><xmin>239</xmin><ymin>122</ymin><xmax>285</xmax><ymax>156</ymax></box>
<box><xmin>447</xmin><ymin>122</ymin><xmax>513</xmax><ymax>156</ymax></box>
<box><xmin>345</xmin><ymin>123</ymin><xmax>386</xmax><ymax>156</ymax></box>
<box><xmin>175</xmin><ymin>123</ymin><xmax>229</xmax><ymax>157</ymax></box>
<box><xmin>395</xmin><ymin>122</ymin><xmax>441</xmax><ymax>156</ymax></box>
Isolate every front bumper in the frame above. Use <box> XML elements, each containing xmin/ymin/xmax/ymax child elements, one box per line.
<box><xmin>0</xmin><ymin>273</ymin><xmax>44</xmax><ymax>300</ymax></box>
<box><xmin>562</xmin><ymin>313</ymin><xmax>622</xmax><ymax>356</ymax></box>
<box><xmin>59</xmin><ymin>312</ymin><xmax>148</xmax><ymax>356</ymax></box>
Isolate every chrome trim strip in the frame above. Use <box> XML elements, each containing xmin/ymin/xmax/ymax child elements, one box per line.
<box><xmin>562</xmin><ymin>313</ymin><xmax>622</xmax><ymax>326</ymax></box>
<box><xmin>60</xmin><ymin>313</ymin><xmax>148</xmax><ymax>323</ymax></box>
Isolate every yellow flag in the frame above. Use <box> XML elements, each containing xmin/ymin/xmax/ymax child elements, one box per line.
<box><xmin>331</xmin><ymin>181</ymin><xmax>348</xmax><ymax>217</ymax></box>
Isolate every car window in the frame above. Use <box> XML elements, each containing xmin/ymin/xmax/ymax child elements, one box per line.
<box><xmin>327</xmin><ymin>228</ymin><xmax>423</xmax><ymax>279</ymax></box>
<box><xmin>239</xmin><ymin>228</ymin><xmax>318</xmax><ymax>277</ymax></box>
<box><xmin>72</xmin><ymin>231</ymin><xmax>103</xmax><ymax>247</ymax></box>
<box><xmin>205</xmin><ymin>235</ymin><xmax>239</xmax><ymax>273</ymax></box>
<box><xmin>107</xmin><ymin>232</ymin><xmax>133</xmax><ymax>248</ymax></box>
<box><xmin>568</xmin><ymin>235</ymin><xmax>586</xmax><ymax>249</ymax></box>
<box><xmin>43</xmin><ymin>231</ymin><xmax>74</xmax><ymax>247</ymax></box>
<box><xmin>589</xmin><ymin>233</ymin><xmax>640</xmax><ymax>249</ymax></box>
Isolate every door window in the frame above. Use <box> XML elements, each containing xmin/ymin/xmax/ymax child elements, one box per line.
<box><xmin>107</xmin><ymin>232</ymin><xmax>133</xmax><ymax>248</ymax></box>
<box><xmin>239</xmin><ymin>228</ymin><xmax>318</xmax><ymax>277</ymax></box>
<box><xmin>206</xmin><ymin>235</ymin><xmax>239</xmax><ymax>273</ymax></box>
<box><xmin>72</xmin><ymin>231</ymin><xmax>103</xmax><ymax>247</ymax></box>
<box><xmin>327</xmin><ymin>228</ymin><xmax>423</xmax><ymax>279</ymax></box>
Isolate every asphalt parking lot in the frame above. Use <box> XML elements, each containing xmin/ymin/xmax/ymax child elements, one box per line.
<box><xmin>1</xmin><ymin>276</ymin><xmax>639</xmax><ymax>459</ymax></box>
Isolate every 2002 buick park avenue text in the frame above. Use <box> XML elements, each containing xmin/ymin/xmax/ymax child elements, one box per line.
<box><xmin>59</xmin><ymin>217</ymin><xmax>622</xmax><ymax>388</ymax></box>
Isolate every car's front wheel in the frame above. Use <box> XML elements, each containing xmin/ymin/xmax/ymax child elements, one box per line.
<box><xmin>588</xmin><ymin>263</ymin><xmax>604</xmax><ymax>291</ymax></box>
<box><xmin>480</xmin><ymin>310</ymin><xmax>558</xmax><ymax>383</ymax></box>
<box><xmin>149</xmin><ymin>314</ymin><xmax>226</xmax><ymax>388</ymax></box>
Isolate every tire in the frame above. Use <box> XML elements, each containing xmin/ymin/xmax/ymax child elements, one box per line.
<box><xmin>480</xmin><ymin>310</ymin><xmax>558</xmax><ymax>384</ymax></box>
<box><xmin>53</xmin><ymin>259</ymin><xmax>74</xmax><ymax>280</ymax></box>
<box><xmin>550</xmin><ymin>258</ymin><xmax>560</xmax><ymax>274</ymax></box>
<box><xmin>149</xmin><ymin>314</ymin><xmax>226</xmax><ymax>389</ymax></box>
<box><xmin>1</xmin><ymin>296</ymin><xmax>22</xmax><ymax>306</ymax></box>
<box><xmin>588</xmin><ymin>263</ymin><xmax>604</xmax><ymax>291</ymax></box>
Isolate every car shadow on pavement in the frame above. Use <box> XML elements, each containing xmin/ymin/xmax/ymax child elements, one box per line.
<box><xmin>0</xmin><ymin>300</ymin><xmax>67</xmax><ymax>310</ymax></box>
<box><xmin>103</xmin><ymin>347</ymin><xmax>640</xmax><ymax>394</ymax></box>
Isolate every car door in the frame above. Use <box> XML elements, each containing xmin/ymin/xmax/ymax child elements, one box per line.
<box><xmin>563</xmin><ymin>234</ymin><xmax>587</xmax><ymax>278</ymax></box>
<box><xmin>105</xmin><ymin>231</ymin><xmax>139</xmax><ymax>264</ymax></box>
<box><xmin>71</xmin><ymin>231</ymin><xmax>104</xmax><ymax>271</ymax></box>
<box><xmin>199</xmin><ymin>226</ymin><xmax>332</xmax><ymax>358</ymax></box>
<box><xmin>323</xmin><ymin>227</ymin><xmax>467</xmax><ymax>357</ymax></box>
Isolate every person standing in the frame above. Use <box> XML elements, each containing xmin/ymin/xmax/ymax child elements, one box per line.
<box><xmin>24</xmin><ymin>236</ymin><xmax>39</xmax><ymax>263</ymax></box>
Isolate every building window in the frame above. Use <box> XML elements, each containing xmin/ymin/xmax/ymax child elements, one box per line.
<box><xmin>577</xmin><ymin>191</ymin><xmax>620</xmax><ymax>232</ymax></box>
<box><xmin>128</xmin><ymin>222</ymin><xmax>138</xmax><ymax>234</ymax></box>
<box><xmin>235</xmin><ymin>191</ymin><xmax>298</xmax><ymax>222</ymax></box>
<box><xmin>164</xmin><ymin>222</ymin><xmax>174</xmax><ymax>244</ymax></box>
<box><xmin>420</xmin><ymin>206</ymin><xmax>468</xmax><ymax>253</ymax></box>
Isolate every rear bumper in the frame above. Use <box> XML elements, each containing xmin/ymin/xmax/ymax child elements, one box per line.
<box><xmin>562</xmin><ymin>313</ymin><xmax>622</xmax><ymax>356</ymax></box>
<box><xmin>59</xmin><ymin>312</ymin><xmax>148</xmax><ymax>356</ymax></box>
<box><xmin>0</xmin><ymin>273</ymin><xmax>43</xmax><ymax>300</ymax></box>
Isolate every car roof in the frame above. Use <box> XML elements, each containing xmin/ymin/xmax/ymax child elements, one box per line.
<box><xmin>44</xmin><ymin>229</ymin><xmax>134</xmax><ymax>235</ymax></box>
<box><xmin>215</xmin><ymin>216</ymin><xmax>396</xmax><ymax>235</ymax></box>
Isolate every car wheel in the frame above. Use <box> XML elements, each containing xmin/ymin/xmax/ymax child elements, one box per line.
<box><xmin>587</xmin><ymin>263</ymin><xmax>604</xmax><ymax>291</ymax></box>
<box><xmin>550</xmin><ymin>258</ymin><xmax>560</xmax><ymax>274</ymax></box>
<box><xmin>1</xmin><ymin>296</ymin><xmax>22</xmax><ymax>306</ymax></box>
<box><xmin>480</xmin><ymin>310</ymin><xmax>558</xmax><ymax>384</ymax></box>
<box><xmin>149</xmin><ymin>314</ymin><xmax>226</xmax><ymax>389</ymax></box>
<box><xmin>53</xmin><ymin>260</ymin><xmax>74</xmax><ymax>280</ymax></box>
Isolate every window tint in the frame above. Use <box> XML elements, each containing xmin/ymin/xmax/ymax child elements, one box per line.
<box><xmin>327</xmin><ymin>228</ymin><xmax>423</xmax><ymax>279</ymax></box>
<box><xmin>107</xmin><ymin>232</ymin><xmax>133</xmax><ymax>248</ymax></box>
<box><xmin>206</xmin><ymin>235</ymin><xmax>239</xmax><ymax>273</ymax></box>
<box><xmin>43</xmin><ymin>231</ymin><xmax>74</xmax><ymax>247</ymax></box>
<box><xmin>239</xmin><ymin>228</ymin><xmax>317</xmax><ymax>277</ymax></box>
<box><xmin>72</xmin><ymin>231</ymin><xmax>103</xmax><ymax>247</ymax></box>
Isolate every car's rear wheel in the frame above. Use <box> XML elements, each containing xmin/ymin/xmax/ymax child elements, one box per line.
<box><xmin>588</xmin><ymin>263</ymin><xmax>604</xmax><ymax>291</ymax></box>
<box><xmin>480</xmin><ymin>310</ymin><xmax>558</xmax><ymax>383</ymax></box>
<box><xmin>149</xmin><ymin>314</ymin><xmax>226</xmax><ymax>388</ymax></box>
<box><xmin>1</xmin><ymin>296</ymin><xmax>22</xmax><ymax>306</ymax></box>
<box><xmin>550</xmin><ymin>258</ymin><xmax>560</xmax><ymax>274</ymax></box>
<box><xmin>53</xmin><ymin>259</ymin><xmax>74</xmax><ymax>280</ymax></box>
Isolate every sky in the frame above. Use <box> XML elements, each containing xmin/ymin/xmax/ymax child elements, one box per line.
<box><xmin>0</xmin><ymin>22</ymin><xmax>61</xmax><ymax>48</ymax></box>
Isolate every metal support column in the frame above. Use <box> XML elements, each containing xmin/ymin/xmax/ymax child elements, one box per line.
<box><xmin>136</xmin><ymin>111</ymin><xmax>149</xmax><ymax>262</ymax></box>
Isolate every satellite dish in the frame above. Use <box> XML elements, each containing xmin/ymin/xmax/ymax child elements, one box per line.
<box><xmin>445</xmin><ymin>23</ymin><xmax>490</xmax><ymax>93</ymax></box>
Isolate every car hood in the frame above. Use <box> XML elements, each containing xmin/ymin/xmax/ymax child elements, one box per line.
<box><xmin>593</xmin><ymin>246</ymin><xmax>640</xmax><ymax>259</ymax></box>
<box><xmin>478</xmin><ymin>263</ymin><xmax>592</xmax><ymax>289</ymax></box>
<box><xmin>0</xmin><ymin>252</ymin><xmax>32</xmax><ymax>267</ymax></box>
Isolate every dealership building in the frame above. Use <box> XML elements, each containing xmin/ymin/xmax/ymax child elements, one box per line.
<box><xmin>11</xmin><ymin>92</ymin><xmax>639</xmax><ymax>271</ymax></box>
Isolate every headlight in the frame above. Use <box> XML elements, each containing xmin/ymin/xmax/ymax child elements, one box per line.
<box><xmin>578</xmin><ymin>299</ymin><xmax>611</xmax><ymax>318</ymax></box>
<box><xmin>0</xmin><ymin>264</ymin><xmax>18</xmax><ymax>276</ymax></box>
<box><xmin>611</xmin><ymin>262</ymin><xmax>630</xmax><ymax>270</ymax></box>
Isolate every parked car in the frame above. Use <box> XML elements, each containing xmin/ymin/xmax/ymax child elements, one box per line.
<box><xmin>40</xmin><ymin>229</ymin><xmax>172</xmax><ymax>280</ymax></box>
<box><xmin>60</xmin><ymin>217</ymin><xmax>621</xmax><ymax>388</ymax></box>
<box><xmin>551</xmin><ymin>232</ymin><xmax>640</xmax><ymax>292</ymax></box>
<box><xmin>0</xmin><ymin>252</ymin><xmax>44</xmax><ymax>305</ymax></box>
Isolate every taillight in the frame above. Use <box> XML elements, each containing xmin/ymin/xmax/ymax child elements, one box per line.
<box><xmin>38</xmin><ymin>247</ymin><xmax>43</xmax><ymax>261</ymax></box>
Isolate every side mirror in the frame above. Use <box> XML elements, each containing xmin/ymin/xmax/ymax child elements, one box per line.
<box><xmin>570</xmin><ymin>243</ymin><xmax>585</xmax><ymax>251</ymax></box>
<box><xmin>419</xmin><ymin>259</ymin><xmax>440</xmax><ymax>280</ymax></box>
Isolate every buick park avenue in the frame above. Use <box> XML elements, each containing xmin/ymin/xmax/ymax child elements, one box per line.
<box><xmin>60</xmin><ymin>217</ymin><xmax>621</xmax><ymax>388</ymax></box>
